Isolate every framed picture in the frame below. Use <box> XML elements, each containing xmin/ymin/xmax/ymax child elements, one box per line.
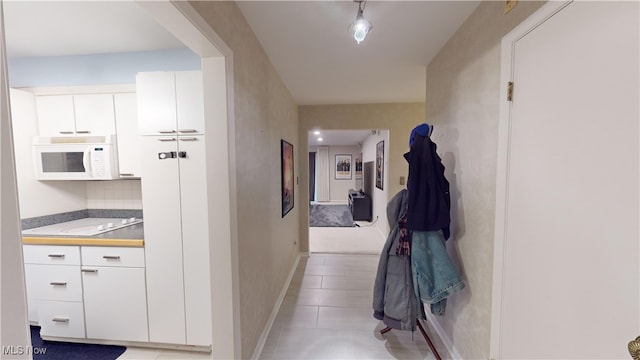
<box><xmin>335</xmin><ymin>154</ymin><xmax>352</xmax><ymax>180</ymax></box>
<box><xmin>355</xmin><ymin>157</ymin><xmax>362</xmax><ymax>180</ymax></box>
<box><xmin>376</xmin><ymin>141</ymin><xmax>384</xmax><ymax>190</ymax></box>
<box><xmin>281</xmin><ymin>139</ymin><xmax>294</xmax><ymax>218</ymax></box>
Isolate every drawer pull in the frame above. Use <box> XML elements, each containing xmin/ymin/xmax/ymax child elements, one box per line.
<box><xmin>102</xmin><ymin>255</ymin><xmax>121</xmax><ymax>260</ymax></box>
<box><xmin>179</xmin><ymin>137</ymin><xmax>198</xmax><ymax>142</ymax></box>
<box><xmin>158</xmin><ymin>137</ymin><xmax>177</xmax><ymax>142</ymax></box>
<box><xmin>52</xmin><ymin>317</ymin><xmax>69</xmax><ymax>323</ymax></box>
<box><xmin>49</xmin><ymin>282</ymin><xmax>67</xmax><ymax>286</ymax></box>
<box><xmin>58</xmin><ymin>131</ymin><xmax>74</xmax><ymax>135</ymax></box>
<box><xmin>76</xmin><ymin>130</ymin><xmax>91</xmax><ymax>134</ymax></box>
<box><xmin>81</xmin><ymin>269</ymin><xmax>98</xmax><ymax>273</ymax></box>
<box><xmin>178</xmin><ymin>129</ymin><xmax>198</xmax><ymax>133</ymax></box>
<box><xmin>48</xmin><ymin>254</ymin><xmax>65</xmax><ymax>258</ymax></box>
<box><xmin>158</xmin><ymin>129</ymin><xmax>177</xmax><ymax>134</ymax></box>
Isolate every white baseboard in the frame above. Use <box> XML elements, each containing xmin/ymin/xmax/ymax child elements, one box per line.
<box><xmin>425</xmin><ymin>313</ymin><xmax>463</xmax><ymax>360</ymax></box>
<box><xmin>250</xmin><ymin>253</ymin><xmax>302</xmax><ymax>360</ymax></box>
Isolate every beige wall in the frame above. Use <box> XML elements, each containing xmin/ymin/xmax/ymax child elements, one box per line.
<box><xmin>424</xmin><ymin>1</ymin><xmax>545</xmax><ymax>358</ymax></box>
<box><xmin>299</xmin><ymin>103</ymin><xmax>424</xmax><ymax>252</ymax></box>
<box><xmin>189</xmin><ymin>2</ymin><xmax>300</xmax><ymax>358</ymax></box>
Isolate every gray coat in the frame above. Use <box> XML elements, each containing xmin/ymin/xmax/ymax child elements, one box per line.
<box><xmin>372</xmin><ymin>189</ymin><xmax>425</xmax><ymax>330</ymax></box>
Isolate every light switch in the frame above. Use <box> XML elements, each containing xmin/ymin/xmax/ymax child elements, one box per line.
<box><xmin>504</xmin><ymin>0</ymin><xmax>517</xmax><ymax>14</ymax></box>
<box><xmin>399</xmin><ymin>176</ymin><xmax>405</xmax><ymax>185</ymax></box>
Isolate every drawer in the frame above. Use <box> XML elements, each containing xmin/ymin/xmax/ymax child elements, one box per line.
<box><xmin>38</xmin><ymin>300</ymin><xmax>86</xmax><ymax>339</ymax></box>
<box><xmin>23</xmin><ymin>245</ymin><xmax>81</xmax><ymax>265</ymax></box>
<box><xmin>24</xmin><ymin>264</ymin><xmax>82</xmax><ymax>302</ymax></box>
<box><xmin>81</xmin><ymin>246</ymin><xmax>145</xmax><ymax>267</ymax></box>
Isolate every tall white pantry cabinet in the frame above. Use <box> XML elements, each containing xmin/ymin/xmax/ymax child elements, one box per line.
<box><xmin>137</xmin><ymin>70</ymin><xmax>212</xmax><ymax>346</ymax></box>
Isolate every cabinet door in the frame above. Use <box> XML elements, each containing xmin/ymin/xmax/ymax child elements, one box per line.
<box><xmin>114</xmin><ymin>93</ymin><xmax>141</xmax><ymax>177</ymax></box>
<box><xmin>73</xmin><ymin>94</ymin><xmax>116</xmax><ymax>135</ymax></box>
<box><xmin>82</xmin><ymin>266</ymin><xmax>149</xmax><ymax>342</ymax></box>
<box><xmin>136</xmin><ymin>72</ymin><xmax>177</xmax><ymax>135</ymax></box>
<box><xmin>175</xmin><ymin>71</ymin><xmax>204</xmax><ymax>135</ymax></box>
<box><xmin>35</xmin><ymin>95</ymin><xmax>75</xmax><ymax>135</ymax></box>
<box><xmin>140</xmin><ymin>136</ymin><xmax>186</xmax><ymax>344</ymax></box>
<box><xmin>177</xmin><ymin>135</ymin><xmax>212</xmax><ymax>345</ymax></box>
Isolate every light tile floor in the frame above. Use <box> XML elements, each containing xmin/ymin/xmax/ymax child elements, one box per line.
<box><xmin>118</xmin><ymin>253</ymin><xmax>449</xmax><ymax>359</ymax></box>
<box><xmin>258</xmin><ymin>253</ymin><xmax>450</xmax><ymax>360</ymax></box>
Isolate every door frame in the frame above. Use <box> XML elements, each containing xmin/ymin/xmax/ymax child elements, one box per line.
<box><xmin>136</xmin><ymin>2</ymin><xmax>240</xmax><ymax>358</ymax></box>
<box><xmin>489</xmin><ymin>1</ymin><xmax>572</xmax><ymax>358</ymax></box>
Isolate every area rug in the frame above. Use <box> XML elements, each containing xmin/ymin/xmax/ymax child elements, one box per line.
<box><xmin>309</xmin><ymin>204</ymin><xmax>355</xmax><ymax>227</ymax></box>
<box><xmin>30</xmin><ymin>326</ymin><xmax>126</xmax><ymax>360</ymax></box>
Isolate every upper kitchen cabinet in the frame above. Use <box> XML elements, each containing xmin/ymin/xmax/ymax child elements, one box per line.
<box><xmin>114</xmin><ymin>93</ymin><xmax>141</xmax><ymax>178</ymax></box>
<box><xmin>36</xmin><ymin>94</ymin><xmax>116</xmax><ymax>136</ymax></box>
<box><xmin>136</xmin><ymin>71</ymin><xmax>204</xmax><ymax>136</ymax></box>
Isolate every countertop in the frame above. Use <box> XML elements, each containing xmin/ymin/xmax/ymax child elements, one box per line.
<box><xmin>22</xmin><ymin>222</ymin><xmax>144</xmax><ymax>247</ymax></box>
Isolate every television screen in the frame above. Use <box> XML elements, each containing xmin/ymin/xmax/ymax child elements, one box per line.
<box><xmin>363</xmin><ymin>161</ymin><xmax>374</xmax><ymax>196</ymax></box>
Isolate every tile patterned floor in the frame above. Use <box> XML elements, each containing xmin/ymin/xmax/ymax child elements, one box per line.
<box><xmin>118</xmin><ymin>253</ymin><xmax>449</xmax><ymax>359</ymax></box>
<box><xmin>258</xmin><ymin>253</ymin><xmax>450</xmax><ymax>360</ymax></box>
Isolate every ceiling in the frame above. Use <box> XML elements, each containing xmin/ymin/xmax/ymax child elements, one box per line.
<box><xmin>2</xmin><ymin>0</ymin><xmax>479</xmax><ymax>146</ymax></box>
<box><xmin>308</xmin><ymin>129</ymin><xmax>372</xmax><ymax>148</ymax></box>
<box><xmin>236</xmin><ymin>1</ymin><xmax>480</xmax><ymax>105</ymax></box>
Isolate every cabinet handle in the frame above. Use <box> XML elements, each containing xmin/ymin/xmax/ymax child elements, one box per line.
<box><xmin>158</xmin><ymin>130</ymin><xmax>177</xmax><ymax>134</ymax></box>
<box><xmin>158</xmin><ymin>138</ymin><xmax>177</xmax><ymax>142</ymax></box>
<box><xmin>81</xmin><ymin>269</ymin><xmax>98</xmax><ymax>273</ymax></box>
<box><xmin>48</xmin><ymin>254</ymin><xmax>65</xmax><ymax>258</ymax></box>
<box><xmin>119</xmin><ymin>173</ymin><xmax>135</xmax><ymax>177</ymax></box>
<box><xmin>59</xmin><ymin>131</ymin><xmax>74</xmax><ymax>135</ymax></box>
<box><xmin>52</xmin><ymin>317</ymin><xmax>69</xmax><ymax>323</ymax></box>
<box><xmin>76</xmin><ymin>130</ymin><xmax>91</xmax><ymax>134</ymax></box>
<box><xmin>50</xmin><ymin>282</ymin><xmax>67</xmax><ymax>286</ymax></box>
<box><xmin>102</xmin><ymin>255</ymin><xmax>121</xmax><ymax>260</ymax></box>
<box><xmin>178</xmin><ymin>129</ymin><xmax>198</xmax><ymax>133</ymax></box>
<box><xmin>179</xmin><ymin>137</ymin><xmax>198</xmax><ymax>142</ymax></box>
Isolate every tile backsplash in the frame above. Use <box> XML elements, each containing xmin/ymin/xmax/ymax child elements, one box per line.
<box><xmin>87</xmin><ymin>179</ymin><xmax>143</xmax><ymax>210</ymax></box>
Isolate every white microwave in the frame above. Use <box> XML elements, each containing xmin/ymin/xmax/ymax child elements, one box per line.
<box><xmin>33</xmin><ymin>135</ymin><xmax>119</xmax><ymax>180</ymax></box>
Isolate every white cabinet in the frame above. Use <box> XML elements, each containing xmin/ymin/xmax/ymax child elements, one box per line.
<box><xmin>136</xmin><ymin>71</ymin><xmax>204</xmax><ymax>136</ymax></box>
<box><xmin>141</xmin><ymin>135</ymin><xmax>213</xmax><ymax>345</ymax></box>
<box><xmin>81</xmin><ymin>247</ymin><xmax>148</xmax><ymax>342</ymax></box>
<box><xmin>22</xmin><ymin>244</ymin><xmax>149</xmax><ymax>343</ymax></box>
<box><xmin>36</xmin><ymin>94</ymin><xmax>116</xmax><ymax>136</ymax></box>
<box><xmin>114</xmin><ymin>93</ymin><xmax>141</xmax><ymax>178</ymax></box>
<box><xmin>22</xmin><ymin>245</ymin><xmax>84</xmax><ymax>337</ymax></box>
<box><xmin>139</xmin><ymin>71</ymin><xmax>211</xmax><ymax>346</ymax></box>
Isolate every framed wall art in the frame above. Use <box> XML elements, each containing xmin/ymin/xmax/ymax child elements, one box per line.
<box><xmin>335</xmin><ymin>154</ymin><xmax>352</xmax><ymax>180</ymax></box>
<box><xmin>376</xmin><ymin>141</ymin><xmax>384</xmax><ymax>190</ymax></box>
<box><xmin>281</xmin><ymin>139</ymin><xmax>294</xmax><ymax>218</ymax></box>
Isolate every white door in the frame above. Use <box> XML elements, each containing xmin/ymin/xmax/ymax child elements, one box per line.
<box><xmin>177</xmin><ymin>135</ymin><xmax>212</xmax><ymax>346</ymax></box>
<box><xmin>73</xmin><ymin>94</ymin><xmax>116</xmax><ymax>135</ymax></box>
<box><xmin>493</xmin><ymin>1</ymin><xmax>639</xmax><ymax>358</ymax></box>
<box><xmin>35</xmin><ymin>95</ymin><xmax>75</xmax><ymax>135</ymax></box>
<box><xmin>136</xmin><ymin>72</ymin><xmax>177</xmax><ymax>135</ymax></box>
<box><xmin>114</xmin><ymin>93</ymin><xmax>141</xmax><ymax>177</ymax></box>
<box><xmin>175</xmin><ymin>71</ymin><xmax>204</xmax><ymax>134</ymax></box>
<box><xmin>140</xmin><ymin>136</ymin><xmax>186</xmax><ymax>344</ymax></box>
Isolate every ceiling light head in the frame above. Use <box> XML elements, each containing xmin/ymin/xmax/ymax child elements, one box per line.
<box><xmin>349</xmin><ymin>1</ymin><xmax>372</xmax><ymax>44</ymax></box>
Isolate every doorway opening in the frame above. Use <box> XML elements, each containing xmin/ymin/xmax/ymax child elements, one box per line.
<box><xmin>307</xmin><ymin>129</ymin><xmax>388</xmax><ymax>255</ymax></box>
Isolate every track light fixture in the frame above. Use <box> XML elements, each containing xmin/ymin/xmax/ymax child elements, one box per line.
<box><xmin>349</xmin><ymin>0</ymin><xmax>372</xmax><ymax>44</ymax></box>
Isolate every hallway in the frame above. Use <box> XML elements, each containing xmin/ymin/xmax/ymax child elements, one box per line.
<box><xmin>258</xmin><ymin>253</ymin><xmax>449</xmax><ymax>359</ymax></box>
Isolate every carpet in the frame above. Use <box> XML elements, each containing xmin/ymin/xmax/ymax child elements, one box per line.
<box><xmin>30</xmin><ymin>326</ymin><xmax>126</xmax><ymax>360</ymax></box>
<box><xmin>309</xmin><ymin>205</ymin><xmax>355</xmax><ymax>227</ymax></box>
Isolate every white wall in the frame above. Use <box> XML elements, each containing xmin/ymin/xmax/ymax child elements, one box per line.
<box><xmin>327</xmin><ymin>145</ymin><xmax>360</xmax><ymax>202</ymax></box>
<box><xmin>423</xmin><ymin>2</ymin><xmax>548</xmax><ymax>358</ymax></box>
<box><xmin>8</xmin><ymin>49</ymin><xmax>200</xmax><ymax>88</ymax></box>
<box><xmin>361</xmin><ymin>130</ymin><xmax>390</xmax><ymax>236</ymax></box>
